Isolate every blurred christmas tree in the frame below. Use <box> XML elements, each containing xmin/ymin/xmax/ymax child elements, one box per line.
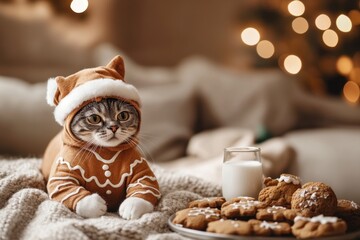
<box><xmin>233</xmin><ymin>0</ymin><xmax>360</xmax><ymax>104</ymax></box>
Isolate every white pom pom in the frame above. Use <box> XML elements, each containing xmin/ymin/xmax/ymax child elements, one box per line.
<box><xmin>46</xmin><ymin>78</ymin><xmax>58</xmax><ymax>106</ymax></box>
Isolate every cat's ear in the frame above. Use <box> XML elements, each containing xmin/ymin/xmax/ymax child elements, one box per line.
<box><xmin>46</xmin><ymin>76</ymin><xmax>65</xmax><ymax>106</ymax></box>
<box><xmin>106</xmin><ymin>55</ymin><xmax>125</xmax><ymax>79</ymax></box>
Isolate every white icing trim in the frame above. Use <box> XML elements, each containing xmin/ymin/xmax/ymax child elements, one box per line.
<box><xmin>61</xmin><ymin>187</ymin><xmax>83</xmax><ymax>203</ymax></box>
<box><xmin>351</xmin><ymin>201</ymin><xmax>359</xmax><ymax>209</ymax></box>
<box><xmin>127</xmin><ymin>182</ymin><xmax>160</xmax><ymax>194</ymax></box>
<box><xmin>231</xmin><ymin>200</ymin><xmax>260</xmax><ymax>210</ymax></box>
<box><xmin>127</xmin><ymin>175</ymin><xmax>157</xmax><ymax>188</ymax></box>
<box><xmin>266</xmin><ymin>206</ymin><xmax>286</xmax><ymax>214</ymax></box>
<box><xmin>46</xmin><ymin>78</ymin><xmax>57</xmax><ymax>106</ymax></box>
<box><xmin>260</xmin><ymin>221</ymin><xmax>281</xmax><ymax>230</ymax></box>
<box><xmin>278</xmin><ymin>175</ymin><xmax>301</xmax><ymax>185</ymax></box>
<box><xmin>57</xmin><ymin>157</ymin><xmax>147</xmax><ymax>188</ymax></box>
<box><xmin>294</xmin><ymin>214</ymin><xmax>339</xmax><ymax>224</ymax></box>
<box><xmin>53</xmin><ymin>78</ymin><xmax>141</xmax><ymax>125</ymax></box>
<box><xmin>128</xmin><ymin>190</ymin><xmax>161</xmax><ymax>199</ymax></box>
<box><xmin>188</xmin><ymin>208</ymin><xmax>220</xmax><ymax>219</ymax></box>
<box><xmin>87</xmin><ymin>149</ymin><xmax>122</xmax><ymax>164</ymax></box>
<box><xmin>49</xmin><ymin>182</ymin><xmax>74</xmax><ymax>199</ymax></box>
<box><xmin>127</xmin><ymin>175</ymin><xmax>160</xmax><ymax>194</ymax></box>
<box><xmin>48</xmin><ymin>175</ymin><xmax>80</xmax><ymax>185</ymax></box>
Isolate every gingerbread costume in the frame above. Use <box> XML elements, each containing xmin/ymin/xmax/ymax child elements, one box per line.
<box><xmin>42</xmin><ymin>56</ymin><xmax>160</xmax><ymax>213</ymax></box>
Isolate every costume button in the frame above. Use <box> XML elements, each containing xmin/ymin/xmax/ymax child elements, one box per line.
<box><xmin>106</xmin><ymin>190</ymin><xmax>112</xmax><ymax>195</ymax></box>
<box><xmin>105</xmin><ymin>170</ymin><xmax>111</xmax><ymax>177</ymax></box>
<box><xmin>102</xmin><ymin>165</ymin><xmax>109</xmax><ymax>170</ymax></box>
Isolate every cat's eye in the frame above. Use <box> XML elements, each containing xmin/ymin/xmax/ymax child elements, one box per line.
<box><xmin>118</xmin><ymin>111</ymin><xmax>130</xmax><ymax>121</ymax></box>
<box><xmin>87</xmin><ymin>114</ymin><xmax>102</xmax><ymax>124</ymax></box>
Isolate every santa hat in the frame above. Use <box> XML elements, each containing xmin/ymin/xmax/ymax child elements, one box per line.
<box><xmin>46</xmin><ymin>55</ymin><xmax>141</xmax><ymax>126</ymax></box>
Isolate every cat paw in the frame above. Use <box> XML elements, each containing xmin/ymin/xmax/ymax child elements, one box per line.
<box><xmin>119</xmin><ymin>197</ymin><xmax>154</xmax><ymax>220</ymax></box>
<box><xmin>76</xmin><ymin>194</ymin><xmax>107</xmax><ymax>218</ymax></box>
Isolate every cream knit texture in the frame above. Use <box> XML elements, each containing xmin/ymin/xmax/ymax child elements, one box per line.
<box><xmin>0</xmin><ymin>158</ymin><xmax>221</xmax><ymax>240</ymax></box>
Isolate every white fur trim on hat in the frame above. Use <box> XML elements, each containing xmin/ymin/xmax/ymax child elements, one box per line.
<box><xmin>46</xmin><ymin>78</ymin><xmax>58</xmax><ymax>106</ymax></box>
<box><xmin>54</xmin><ymin>78</ymin><xmax>141</xmax><ymax>125</ymax></box>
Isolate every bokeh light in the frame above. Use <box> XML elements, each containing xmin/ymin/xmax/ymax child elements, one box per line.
<box><xmin>336</xmin><ymin>56</ymin><xmax>353</xmax><ymax>76</ymax></box>
<box><xmin>322</xmin><ymin>29</ymin><xmax>338</xmax><ymax>47</ymax></box>
<box><xmin>292</xmin><ymin>17</ymin><xmax>309</xmax><ymax>34</ymax></box>
<box><xmin>256</xmin><ymin>40</ymin><xmax>275</xmax><ymax>59</ymax></box>
<box><xmin>288</xmin><ymin>1</ymin><xmax>305</xmax><ymax>17</ymax></box>
<box><xmin>343</xmin><ymin>81</ymin><xmax>360</xmax><ymax>103</ymax></box>
<box><xmin>315</xmin><ymin>14</ymin><xmax>331</xmax><ymax>30</ymax></box>
<box><xmin>241</xmin><ymin>27</ymin><xmax>260</xmax><ymax>46</ymax></box>
<box><xmin>336</xmin><ymin>14</ymin><xmax>352</xmax><ymax>32</ymax></box>
<box><xmin>284</xmin><ymin>55</ymin><xmax>302</xmax><ymax>74</ymax></box>
<box><xmin>70</xmin><ymin>0</ymin><xmax>89</xmax><ymax>14</ymax></box>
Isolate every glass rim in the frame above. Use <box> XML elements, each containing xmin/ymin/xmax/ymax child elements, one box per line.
<box><xmin>224</xmin><ymin>147</ymin><xmax>260</xmax><ymax>152</ymax></box>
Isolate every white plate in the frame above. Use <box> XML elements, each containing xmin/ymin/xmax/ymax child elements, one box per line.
<box><xmin>168</xmin><ymin>214</ymin><xmax>360</xmax><ymax>240</ymax></box>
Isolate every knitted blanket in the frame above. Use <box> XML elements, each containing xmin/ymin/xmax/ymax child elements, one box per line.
<box><xmin>0</xmin><ymin>158</ymin><xmax>221</xmax><ymax>240</ymax></box>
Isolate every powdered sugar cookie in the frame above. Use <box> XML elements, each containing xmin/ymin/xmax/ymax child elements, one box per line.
<box><xmin>292</xmin><ymin>215</ymin><xmax>347</xmax><ymax>239</ymax></box>
<box><xmin>291</xmin><ymin>182</ymin><xmax>337</xmax><ymax>217</ymax></box>
<box><xmin>172</xmin><ymin>207</ymin><xmax>221</xmax><ymax>231</ymax></box>
<box><xmin>256</xmin><ymin>205</ymin><xmax>301</xmax><ymax>222</ymax></box>
<box><xmin>221</xmin><ymin>198</ymin><xmax>265</xmax><ymax>219</ymax></box>
<box><xmin>248</xmin><ymin>219</ymin><xmax>292</xmax><ymax>236</ymax></box>
<box><xmin>258</xmin><ymin>174</ymin><xmax>301</xmax><ymax>208</ymax></box>
<box><xmin>207</xmin><ymin>219</ymin><xmax>252</xmax><ymax>235</ymax></box>
<box><xmin>189</xmin><ymin>197</ymin><xmax>226</xmax><ymax>209</ymax></box>
<box><xmin>221</xmin><ymin>196</ymin><xmax>258</xmax><ymax>208</ymax></box>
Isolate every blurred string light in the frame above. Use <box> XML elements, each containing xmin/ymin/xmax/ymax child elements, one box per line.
<box><xmin>241</xmin><ymin>27</ymin><xmax>260</xmax><ymax>46</ymax></box>
<box><xmin>322</xmin><ymin>29</ymin><xmax>338</xmax><ymax>47</ymax></box>
<box><xmin>315</xmin><ymin>14</ymin><xmax>331</xmax><ymax>30</ymax></box>
<box><xmin>70</xmin><ymin>0</ymin><xmax>89</xmax><ymax>14</ymax></box>
<box><xmin>283</xmin><ymin>55</ymin><xmax>302</xmax><ymax>74</ymax></box>
<box><xmin>343</xmin><ymin>81</ymin><xmax>360</xmax><ymax>103</ymax></box>
<box><xmin>239</xmin><ymin>0</ymin><xmax>359</xmax><ymax>101</ymax></box>
<box><xmin>336</xmin><ymin>56</ymin><xmax>353</xmax><ymax>76</ymax></box>
<box><xmin>288</xmin><ymin>1</ymin><xmax>305</xmax><ymax>17</ymax></box>
<box><xmin>336</xmin><ymin>14</ymin><xmax>352</xmax><ymax>32</ymax></box>
<box><xmin>256</xmin><ymin>40</ymin><xmax>275</xmax><ymax>59</ymax></box>
<box><xmin>292</xmin><ymin>17</ymin><xmax>309</xmax><ymax>34</ymax></box>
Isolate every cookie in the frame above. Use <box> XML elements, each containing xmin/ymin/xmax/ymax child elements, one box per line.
<box><xmin>292</xmin><ymin>215</ymin><xmax>347</xmax><ymax>239</ymax></box>
<box><xmin>256</xmin><ymin>205</ymin><xmax>301</xmax><ymax>222</ymax></box>
<box><xmin>207</xmin><ymin>219</ymin><xmax>252</xmax><ymax>236</ymax></box>
<box><xmin>221</xmin><ymin>196</ymin><xmax>256</xmax><ymax>208</ymax></box>
<box><xmin>248</xmin><ymin>219</ymin><xmax>292</xmax><ymax>236</ymax></box>
<box><xmin>221</xmin><ymin>198</ymin><xmax>265</xmax><ymax>219</ymax></box>
<box><xmin>335</xmin><ymin>199</ymin><xmax>360</xmax><ymax>232</ymax></box>
<box><xmin>291</xmin><ymin>182</ymin><xmax>337</xmax><ymax>217</ymax></box>
<box><xmin>258</xmin><ymin>174</ymin><xmax>301</xmax><ymax>208</ymax></box>
<box><xmin>172</xmin><ymin>207</ymin><xmax>221</xmax><ymax>231</ymax></box>
<box><xmin>189</xmin><ymin>197</ymin><xmax>226</xmax><ymax>209</ymax></box>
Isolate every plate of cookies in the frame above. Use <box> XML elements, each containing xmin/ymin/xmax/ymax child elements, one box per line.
<box><xmin>169</xmin><ymin>174</ymin><xmax>360</xmax><ymax>239</ymax></box>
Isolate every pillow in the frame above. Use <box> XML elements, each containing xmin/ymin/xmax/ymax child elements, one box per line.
<box><xmin>139</xmin><ymin>81</ymin><xmax>197</xmax><ymax>162</ymax></box>
<box><xmin>285</xmin><ymin>127</ymin><xmax>360</xmax><ymax>203</ymax></box>
<box><xmin>0</xmin><ymin>76</ymin><xmax>60</xmax><ymax>157</ymax></box>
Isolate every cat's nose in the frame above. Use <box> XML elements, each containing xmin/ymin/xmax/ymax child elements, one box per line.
<box><xmin>108</xmin><ymin>125</ymin><xmax>119</xmax><ymax>133</ymax></box>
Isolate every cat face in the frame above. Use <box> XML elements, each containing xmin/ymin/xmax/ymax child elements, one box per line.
<box><xmin>70</xmin><ymin>98</ymin><xmax>139</xmax><ymax>147</ymax></box>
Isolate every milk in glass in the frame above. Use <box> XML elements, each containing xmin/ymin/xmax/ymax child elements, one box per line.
<box><xmin>222</xmin><ymin>147</ymin><xmax>263</xmax><ymax>200</ymax></box>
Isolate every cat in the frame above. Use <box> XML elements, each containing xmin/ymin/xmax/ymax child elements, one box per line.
<box><xmin>42</xmin><ymin>55</ymin><xmax>161</xmax><ymax>219</ymax></box>
<box><xmin>70</xmin><ymin>98</ymin><xmax>140</xmax><ymax>148</ymax></box>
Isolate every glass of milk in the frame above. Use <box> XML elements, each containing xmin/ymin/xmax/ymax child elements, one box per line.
<box><xmin>222</xmin><ymin>147</ymin><xmax>263</xmax><ymax>200</ymax></box>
